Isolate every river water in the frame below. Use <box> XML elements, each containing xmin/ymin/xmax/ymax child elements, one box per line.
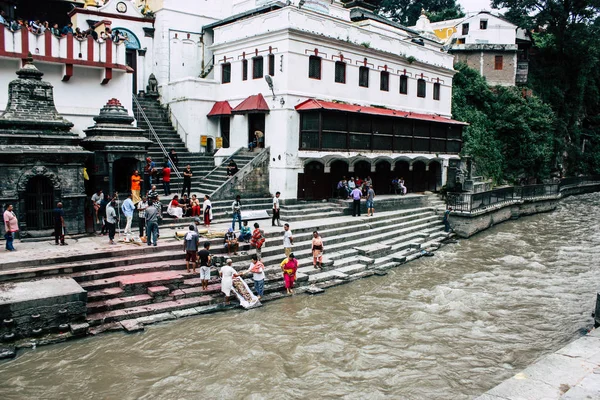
<box><xmin>2</xmin><ymin>193</ymin><xmax>600</xmax><ymax>400</ymax></box>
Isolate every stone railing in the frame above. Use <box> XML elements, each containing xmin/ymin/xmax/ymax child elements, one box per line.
<box><xmin>210</xmin><ymin>147</ymin><xmax>271</xmax><ymax>201</ymax></box>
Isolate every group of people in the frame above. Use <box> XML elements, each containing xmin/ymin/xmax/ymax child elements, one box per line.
<box><xmin>3</xmin><ymin>201</ymin><xmax>68</xmax><ymax>251</ymax></box>
<box><xmin>167</xmin><ymin>193</ymin><xmax>212</xmax><ymax>225</ymax></box>
<box><xmin>0</xmin><ymin>11</ymin><xmax>131</xmax><ymax>45</ymax></box>
<box><xmin>337</xmin><ymin>176</ymin><xmax>373</xmax><ymax>200</ymax></box>
<box><xmin>391</xmin><ymin>177</ymin><xmax>408</xmax><ymax>195</ymax></box>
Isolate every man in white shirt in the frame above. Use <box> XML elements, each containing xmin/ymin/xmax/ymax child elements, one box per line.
<box><xmin>272</xmin><ymin>191</ymin><xmax>281</xmax><ymax>227</ymax></box>
<box><xmin>283</xmin><ymin>223</ymin><xmax>293</xmax><ymax>257</ymax></box>
<box><xmin>121</xmin><ymin>193</ymin><xmax>135</xmax><ymax>242</ymax></box>
<box><xmin>137</xmin><ymin>196</ymin><xmax>148</xmax><ymax>238</ymax></box>
<box><xmin>105</xmin><ymin>200</ymin><xmax>117</xmax><ymax>245</ymax></box>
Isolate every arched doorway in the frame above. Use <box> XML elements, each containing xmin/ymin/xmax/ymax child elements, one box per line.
<box><xmin>113</xmin><ymin>157</ymin><xmax>139</xmax><ymax>194</ymax></box>
<box><xmin>394</xmin><ymin>161</ymin><xmax>411</xmax><ymax>192</ymax></box>
<box><xmin>298</xmin><ymin>161</ymin><xmax>326</xmax><ymax>200</ymax></box>
<box><xmin>427</xmin><ymin>161</ymin><xmax>442</xmax><ymax>191</ymax></box>
<box><xmin>330</xmin><ymin>159</ymin><xmax>349</xmax><ymax>198</ymax></box>
<box><xmin>412</xmin><ymin>161</ymin><xmax>427</xmax><ymax>192</ymax></box>
<box><xmin>353</xmin><ymin>160</ymin><xmax>371</xmax><ymax>181</ymax></box>
<box><xmin>24</xmin><ymin>176</ymin><xmax>55</xmax><ymax>230</ymax></box>
<box><xmin>113</xmin><ymin>28</ymin><xmax>141</xmax><ymax>93</ymax></box>
<box><xmin>374</xmin><ymin>160</ymin><xmax>392</xmax><ymax>194</ymax></box>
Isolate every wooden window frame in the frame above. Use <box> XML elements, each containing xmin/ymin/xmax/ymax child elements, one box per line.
<box><xmin>495</xmin><ymin>55</ymin><xmax>503</xmax><ymax>70</ymax></box>
<box><xmin>417</xmin><ymin>78</ymin><xmax>426</xmax><ymax>98</ymax></box>
<box><xmin>359</xmin><ymin>66</ymin><xmax>369</xmax><ymax>88</ymax></box>
<box><xmin>308</xmin><ymin>56</ymin><xmax>322</xmax><ymax>80</ymax></box>
<box><xmin>399</xmin><ymin>75</ymin><xmax>408</xmax><ymax>94</ymax></box>
<box><xmin>433</xmin><ymin>82</ymin><xmax>441</xmax><ymax>100</ymax></box>
<box><xmin>380</xmin><ymin>71</ymin><xmax>389</xmax><ymax>92</ymax></box>
<box><xmin>268</xmin><ymin>54</ymin><xmax>275</xmax><ymax>76</ymax></box>
<box><xmin>221</xmin><ymin>62</ymin><xmax>231</xmax><ymax>84</ymax></box>
<box><xmin>252</xmin><ymin>56</ymin><xmax>264</xmax><ymax>79</ymax></box>
<box><xmin>242</xmin><ymin>59</ymin><xmax>248</xmax><ymax>81</ymax></box>
<box><xmin>334</xmin><ymin>61</ymin><xmax>346</xmax><ymax>84</ymax></box>
<box><xmin>462</xmin><ymin>23</ymin><xmax>469</xmax><ymax>35</ymax></box>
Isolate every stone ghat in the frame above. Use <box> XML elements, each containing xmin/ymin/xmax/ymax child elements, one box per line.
<box><xmin>0</xmin><ymin>199</ymin><xmax>450</xmax><ymax>359</ymax></box>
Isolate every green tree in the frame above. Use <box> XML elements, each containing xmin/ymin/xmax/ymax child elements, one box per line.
<box><xmin>492</xmin><ymin>0</ymin><xmax>600</xmax><ymax>175</ymax></box>
<box><xmin>377</xmin><ymin>0</ymin><xmax>464</xmax><ymax>26</ymax></box>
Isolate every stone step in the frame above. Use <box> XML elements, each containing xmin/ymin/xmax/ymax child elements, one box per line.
<box><xmin>87</xmin><ymin>294</ymin><xmax>153</xmax><ymax>314</ymax></box>
<box><xmin>87</xmin><ymin>287</ymin><xmax>125</xmax><ymax>302</ymax></box>
<box><xmin>86</xmin><ymin>296</ymin><xmax>214</xmax><ymax>326</ymax></box>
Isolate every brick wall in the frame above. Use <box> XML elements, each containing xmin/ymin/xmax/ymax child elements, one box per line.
<box><xmin>454</xmin><ymin>51</ymin><xmax>517</xmax><ymax>86</ymax></box>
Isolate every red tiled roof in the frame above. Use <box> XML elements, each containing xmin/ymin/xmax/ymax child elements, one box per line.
<box><xmin>207</xmin><ymin>101</ymin><xmax>232</xmax><ymax>117</ymax></box>
<box><xmin>232</xmin><ymin>93</ymin><xmax>270</xmax><ymax>114</ymax></box>
<box><xmin>294</xmin><ymin>99</ymin><xmax>468</xmax><ymax>125</ymax></box>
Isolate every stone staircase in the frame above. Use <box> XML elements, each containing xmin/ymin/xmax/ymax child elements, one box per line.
<box><xmin>197</xmin><ymin>148</ymin><xmax>257</xmax><ymax>196</ymax></box>
<box><xmin>0</xmin><ymin>200</ymin><xmax>451</xmax><ymax>335</ymax></box>
<box><xmin>134</xmin><ymin>95</ymin><xmax>215</xmax><ymax>195</ymax></box>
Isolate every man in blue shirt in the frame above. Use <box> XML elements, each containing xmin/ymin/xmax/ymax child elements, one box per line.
<box><xmin>121</xmin><ymin>192</ymin><xmax>136</xmax><ymax>242</ymax></box>
<box><xmin>61</xmin><ymin>22</ymin><xmax>73</xmax><ymax>35</ymax></box>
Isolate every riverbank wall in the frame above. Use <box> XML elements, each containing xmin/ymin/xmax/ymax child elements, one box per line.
<box><xmin>450</xmin><ymin>182</ymin><xmax>600</xmax><ymax>238</ymax></box>
<box><xmin>477</xmin><ymin>328</ymin><xmax>600</xmax><ymax>400</ymax></box>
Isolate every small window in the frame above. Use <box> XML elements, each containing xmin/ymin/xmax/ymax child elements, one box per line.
<box><xmin>480</xmin><ymin>20</ymin><xmax>488</xmax><ymax>30</ymax></box>
<box><xmin>462</xmin><ymin>23</ymin><xmax>469</xmax><ymax>35</ymax></box>
<box><xmin>268</xmin><ymin>54</ymin><xmax>275</xmax><ymax>76</ymax></box>
<box><xmin>380</xmin><ymin>71</ymin><xmax>389</xmax><ymax>91</ymax></box>
<box><xmin>359</xmin><ymin>66</ymin><xmax>369</xmax><ymax>88</ymax></box>
<box><xmin>417</xmin><ymin>79</ymin><xmax>426</xmax><ymax>98</ymax></box>
<box><xmin>433</xmin><ymin>82</ymin><xmax>441</xmax><ymax>100</ymax></box>
<box><xmin>495</xmin><ymin>55</ymin><xmax>503</xmax><ymax>70</ymax></box>
<box><xmin>456</xmin><ymin>38</ymin><xmax>465</xmax><ymax>44</ymax></box>
<box><xmin>399</xmin><ymin>75</ymin><xmax>408</xmax><ymax>94</ymax></box>
<box><xmin>221</xmin><ymin>63</ymin><xmax>231</xmax><ymax>84</ymax></box>
<box><xmin>252</xmin><ymin>56</ymin><xmax>263</xmax><ymax>79</ymax></box>
<box><xmin>308</xmin><ymin>56</ymin><xmax>321</xmax><ymax>79</ymax></box>
<box><xmin>335</xmin><ymin>61</ymin><xmax>346</xmax><ymax>83</ymax></box>
<box><xmin>242</xmin><ymin>59</ymin><xmax>248</xmax><ymax>81</ymax></box>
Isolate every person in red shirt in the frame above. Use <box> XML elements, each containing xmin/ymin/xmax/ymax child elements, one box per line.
<box><xmin>162</xmin><ymin>163</ymin><xmax>171</xmax><ymax>196</ymax></box>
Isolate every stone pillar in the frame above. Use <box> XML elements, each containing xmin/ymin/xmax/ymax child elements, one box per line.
<box><xmin>108</xmin><ymin>160</ymin><xmax>114</xmax><ymax>195</ymax></box>
<box><xmin>441</xmin><ymin>158</ymin><xmax>450</xmax><ymax>187</ymax></box>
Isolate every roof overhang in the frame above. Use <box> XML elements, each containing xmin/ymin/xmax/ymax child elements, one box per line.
<box><xmin>207</xmin><ymin>101</ymin><xmax>232</xmax><ymax>117</ymax></box>
<box><xmin>232</xmin><ymin>94</ymin><xmax>270</xmax><ymax>114</ymax></box>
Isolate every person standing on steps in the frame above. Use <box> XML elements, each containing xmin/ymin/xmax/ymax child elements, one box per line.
<box><xmin>198</xmin><ymin>241</ymin><xmax>212</xmax><ymax>291</ymax></box>
<box><xmin>183</xmin><ymin>225</ymin><xmax>199</xmax><ymax>274</ymax></box>
<box><xmin>312</xmin><ymin>231</ymin><xmax>324</xmax><ymax>269</ymax></box>
<box><xmin>281</xmin><ymin>253</ymin><xmax>298</xmax><ymax>295</ymax></box>
<box><xmin>143</xmin><ymin>157</ymin><xmax>155</xmax><ymax>194</ymax></box>
<box><xmin>145</xmin><ymin>201</ymin><xmax>159</xmax><ymax>247</ymax></box>
<box><xmin>443</xmin><ymin>207</ymin><xmax>452</xmax><ymax>233</ymax></box>
<box><xmin>105</xmin><ymin>200</ymin><xmax>118</xmax><ymax>245</ymax></box>
<box><xmin>231</xmin><ymin>195</ymin><xmax>242</xmax><ymax>231</ymax></box>
<box><xmin>351</xmin><ymin>185</ymin><xmax>362</xmax><ymax>217</ymax></box>
<box><xmin>91</xmin><ymin>188</ymin><xmax>104</xmax><ymax>226</ymax></box>
<box><xmin>3</xmin><ymin>204</ymin><xmax>18</xmax><ymax>252</ymax></box>
<box><xmin>250</xmin><ymin>222</ymin><xmax>265</xmax><ymax>259</ymax></box>
<box><xmin>366</xmin><ymin>185</ymin><xmax>375</xmax><ymax>217</ymax></box>
<box><xmin>121</xmin><ymin>192</ymin><xmax>135</xmax><ymax>242</ymax></box>
<box><xmin>220</xmin><ymin>259</ymin><xmax>240</xmax><ymax>305</ymax></box>
<box><xmin>53</xmin><ymin>202</ymin><xmax>67</xmax><ymax>246</ymax></box>
<box><xmin>137</xmin><ymin>196</ymin><xmax>148</xmax><ymax>239</ymax></box>
<box><xmin>272</xmin><ymin>191</ymin><xmax>281</xmax><ymax>226</ymax></box>
<box><xmin>247</xmin><ymin>254</ymin><xmax>265</xmax><ymax>299</ymax></box>
<box><xmin>203</xmin><ymin>195</ymin><xmax>213</xmax><ymax>227</ymax></box>
<box><xmin>169</xmin><ymin>148</ymin><xmax>179</xmax><ymax>168</ymax></box>
<box><xmin>182</xmin><ymin>164</ymin><xmax>192</xmax><ymax>198</ymax></box>
<box><xmin>162</xmin><ymin>162</ymin><xmax>171</xmax><ymax>196</ymax></box>
<box><xmin>283</xmin><ymin>223</ymin><xmax>293</xmax><ymax>257</ymax></box>
<box><xmin>131</xmin><ymin>170</ymin><xmax>142</xmax><ymax>204</ymax></box>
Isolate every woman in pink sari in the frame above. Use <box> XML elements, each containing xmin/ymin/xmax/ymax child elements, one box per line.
<box><xmin>280</xmin><ymin>253</ymin><xmax>298</xmax><ymax>295</ymax></box>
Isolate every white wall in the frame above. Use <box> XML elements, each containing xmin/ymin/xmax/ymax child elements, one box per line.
<box><xmin>459</xmin><ymin>14</ymin><xmax>516</xmax><ymax>45</ymax></box>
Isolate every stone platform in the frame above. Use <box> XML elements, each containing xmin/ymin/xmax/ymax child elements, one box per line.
<box><xmin>477</xmin><ymin>329</ymin><xmax>600</xmax><ymax>399</ymax></box>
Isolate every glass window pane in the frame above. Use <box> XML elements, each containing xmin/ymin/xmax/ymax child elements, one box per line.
<box><xmin>359</xmin><ymin>67</ymin><xmax>369</xmax><ymax>87</ymax></box>
<box><xmin>253</xmin><ymin>57</ymin><xmax>263</xmax><ymax>79</ymax></box>
<box><xmin>301</xmin><ymin>113</ymin><xmax>319</xmax><ymax>131</ymax></box>
<box><xmin>309</xmin><ymin>56</ymin><xmax>321</xmax><ymax>79</ymax></box>
<box><xmin>300</xmin><ymin>131</ymin><xmax>319</xmax><ymax>149</ymax></box>
<box><xmin>417</xmin><ymin>79</ymin><xmax>426</xmax><ymax>98</ymax></box>
<box><xmin>322</xmin><ymin>112</ymin><xmax>346</xmax><ymax>131</ymax></box>
<box><xmin>373</xmin><ymin>135</ymin><xmax>393</xmax><ymax>151</ymax></box>
<box><xmin>349</xmin><ymin>133</ymin><xmax>371</xmax><ymax>150</ymax></box>
<box><xmin>322</xmin><ymin>132</ymin><xmax>347</xmax><ymax>149</ymax></box>
<box><xmin>335</xmin><ymin>62</ymin><xmax>346</xmax><ymax>83</ymax></box>
<box><xmin>380</xmin><ymin>71</ymin><xmax>389</xmax><ymax>91</ymax></box>
<box><xmin>400</xmin><ymin>75</ymin><xmax>408</xmax><ymax>94</ymax></box>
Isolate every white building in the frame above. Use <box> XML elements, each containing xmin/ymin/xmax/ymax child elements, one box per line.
<box><xmin>0</xmin><ymin>0</ymin><xmax>466</xmax><ymax>199</ymax></box>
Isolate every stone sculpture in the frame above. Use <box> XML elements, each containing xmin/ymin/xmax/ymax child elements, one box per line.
<box><xmin>146</xmin><ymin>73</ymin><xmax>159</xmax><ymax>97</ymax></box>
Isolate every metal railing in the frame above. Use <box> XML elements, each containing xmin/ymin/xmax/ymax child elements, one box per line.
<box><xmin>132</xmin><ymin>95</ymin><xmax>182</xmax><ymax>180</ymax></box>
<box><xmin>447</xmin><ymin>175</ymin><xmax>600</xmax><ymax>213</ymax></box>
<box><xmin>167</xmin><ymin>106</ymin><xmax>189</xmax><ymax>148</ymax></box>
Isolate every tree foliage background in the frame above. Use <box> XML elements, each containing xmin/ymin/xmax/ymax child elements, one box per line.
<box><xmin>377</xmin><ymin>0</ymin><xmax>464</xmax><ymax>26</ymax></box>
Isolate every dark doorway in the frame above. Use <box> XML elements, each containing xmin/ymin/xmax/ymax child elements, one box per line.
<box><xmin>206</xmin><ymin>138</ymin><xmax>214</xmax><ymax>154</ymax></box>
<box><xmin>353</xmin><ymin>160</ymin><xmax>371</xmax><ymax>181</ymax></box>
<box><xmin>330</xmin><ymin>160</ymin><xmax>349</xmax><ymax>197</ymax></box>
<box><xmin>126</xmin><ymin>49</ymin><xmax>137</xmax><ymax>93</ymax></box>
<box><xmin>412</xmin><ymin>161</ymin><xmax>427</xmax><ymax>192</ymax></box>
<box><xmin>113</xmin><ymin>157</ymin><xmax>139</xmax><ymax>194</ymax></box>
<box><xmin>394</xmin><ymin>161</ymin><xmax>411</xmax><ymax>192</ymax></box>
<box><xmin>374</xmin><ymin>161</ymin><xmax>392</xmax><ymax>194</ymax></box>
<box><xmin>25</xmin><ymin>176</ymin><xmax>55</xmax><ymax>230</ymax></box>
<box><xmin>299</xmin><ymin>161</ymin><xmax>326</xmax><ymax>200</ymax></box>
<box><xmin>220</xmin><ymin>117</ymin><xmax>230</xmax><ymax>148</ymax></box>
<box><xmin>427</xmin><ymin>161</ymin><xmax>442</xmax><ymax>191</ymax></box>
<box><xmin>248</xmin><ymin>114</ymin><xmax>265</xmax><ymax>149</ymax></box>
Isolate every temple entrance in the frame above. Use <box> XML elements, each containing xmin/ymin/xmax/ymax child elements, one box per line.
<box><xmin>427</xmin><ymin>161</ymin><xmax>442</xmax><ymax>191</ymax></box>
<box><xmin>126</xmin><ymin>49</ymin><xmax>137</xmax><ymax>93</ymax></box>
<box><xmin>113</xmin><ymin>157</ymin><xmax>139</xmax><ymax>194</ymax></box>
<box><xmin>330</xmin><ymin>160</ymin><xmax>349</xmax><ymax>198</ymax></box>
<box><xmin>394</xmin><ymin>161</ymin><xmax>411</xmax><ymax>192</ymax></box>
<box><xmin>412</xmin><ymin>161</ymin><xmax>427</xmax><ymax>192</ymax></box>
<box><xmin>299</xmin><ymin>161</ymin><xmax>326</xmax><ymax>200</ymax></box>
<box><xmin>24</xmin><ymin>176</ymin><xmax>54</xmax><ymax>230</ymax></box>
<box><xmin>220</xmin><ymin>117</ymin><xmax>230</xmax><ymax>148</ymax></box>
<box><xmin>353</xmin><ymin>160</ymin><xmax>371</xmax><ymax>181</ymax></box>
<box><xmin>374</xmin><ymin>161</ymin><xmax>392</xmax><ymax>194</ymax></box>
<box><xmin>114</xmin><ymin>28</ymin><xmax>141</xmax><ymax>94</ymax></box>
<box><xmin>248</xmin><ymin>114</ymin><xmax>265</xmax><ymax>149</ymax></box>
